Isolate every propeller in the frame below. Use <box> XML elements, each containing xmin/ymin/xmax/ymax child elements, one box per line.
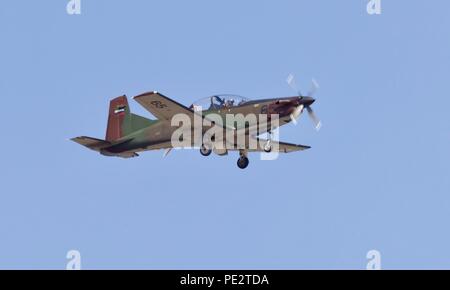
<box><xmin>163</xmin><ymin>148</ymin><xmax>172</xmax><ymax>157</ymax></box>
<box><xmin>286</xmin><ymin>74</ymin><xmax>322</xmax><ymax>131</ymax></box>
<box><xmin>306</xmin><ymin>105</ymin><xmax>322</xmax><ymax>131</ymax></box>
<box><xmin>290</xmin><ymin>105</ymin><xmax>304</xmax><ymax>125</ymax></box>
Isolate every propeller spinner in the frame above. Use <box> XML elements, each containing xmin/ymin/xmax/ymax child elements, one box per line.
<box><xmin>286</xmin><ymin>74</ymin><xmax>322</xmax><ymax>131</ymax></box>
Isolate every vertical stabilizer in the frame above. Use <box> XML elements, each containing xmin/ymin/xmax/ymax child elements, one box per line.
<box><xmin>106</xmin><ymin>95</ymin><xmax>155</xmax><ymax>142</ymax></box>
<box><xmin>106</xmin><ymin>95</ymin><xmax>130</xmax><ymax>141</ymax></box>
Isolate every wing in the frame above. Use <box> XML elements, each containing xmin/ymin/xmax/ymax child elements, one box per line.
<box><xmin>133</xmin><ymin>91</ymin><xmax>237</xmax><ymax>134</ymax></box>
<box><xmin>139</xmin><ymin>141</ymin><xmax>173</xmax><ymax>151</ymax></box>
<box><xmin>255</xmin><ymin>139</ymin><xmax>310</xmax><ymax>153</ymax></box>
<box><xmin>226</xmin><ymin>138</ymin><xmax>310</xmax><ymax>153</ymax></box>
<box><xmin>133</xmin><ymin>91</ymin><xmax>194</xmax><ymax>121</ymax></box>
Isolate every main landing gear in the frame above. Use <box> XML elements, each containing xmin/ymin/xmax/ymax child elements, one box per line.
<box><xmin>200</xmin><ymin>145</ymin><xmax>250</xmax><ymax>170</ymax></box>
<box><xmin>264</xmin><ymin>130</ymin><xmax>273</xmax><ymax>153</ymax></box>
<box><xmin>237</xmin><ymin>150</ymin><xmax>249</xmax><ymax>169</ymax></box>
<box><xmin>200</xmin><ymin>144</ymin><xmax>212</xmax><ymax>156</ymax></box>
<box><xmin>264</xmin><ymin>140</ymin><xmax>272</xmax><ymax>153</ymax></box>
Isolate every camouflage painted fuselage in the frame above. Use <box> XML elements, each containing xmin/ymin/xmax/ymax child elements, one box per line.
<box><xmin>72</xmin><ymin>93</ymin><xmax>315</xmax><ymax>158</ymax></box>
<box><xmin>104</xmin><ymin>96</ymin><xmax>306</xmax><ymax>156</ymax></box>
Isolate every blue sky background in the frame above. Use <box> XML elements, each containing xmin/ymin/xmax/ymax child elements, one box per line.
<box><xmin>0</xmin><ymin>0</ymin><xmax>449</xmax><ymax>269</ymax></box>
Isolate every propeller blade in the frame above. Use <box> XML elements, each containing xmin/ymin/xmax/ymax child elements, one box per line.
<box><xmin>286</xmin><ymin>74</ymin><xmax>302</xmax><ymax>96</ymax></box>
<box><xmin>306</xmin><ymin>106</ymin><xmax>322</xmax><ymax>131</ymax></box>
<box><xmin>290</xmin><ymin>114</ymin><xmax>298</xmax><ymax>125</ymax></box>
<box><xmin>308</xmin><ymin>78</ymin><xmax>320</xmax><ymax>97</ymax></box>
<box><xmin>163</xmin><ymin>148</ymin><xmax>172</xmax><ymax>157</ymax></box>
<box><xmin>290</xmin><ymin>105</ymin><xmax>304</xmax><ymax>126</ymax></box>
<box><xmin>286</xmin><ymin>74</ymin><xmax>321</xmax><ymax>130</ymax></box>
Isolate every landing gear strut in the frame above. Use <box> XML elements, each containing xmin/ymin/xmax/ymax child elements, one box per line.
<box><xmin>264</xmin><ymin>130</ymin><xmax>273</xmax><ymax>153</ymax></box>
<box><xmin>237</xmin><ymin>150</ymin><xmax>249</xmax><ymax>169</ymax></box>
<box><xmin>264</xmin><ymin>140</ymin><xmax>272</xmax><ymax>153</ymax></box>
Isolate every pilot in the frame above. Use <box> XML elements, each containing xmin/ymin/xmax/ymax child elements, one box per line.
<box><xmin>225</xmin><ymin>99</ymin><xmax>235</xmax><ymax>108</ymax></box>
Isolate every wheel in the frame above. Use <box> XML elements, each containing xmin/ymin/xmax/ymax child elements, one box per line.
<box><xmin>200</xmin><ymin>145</ymin><xmax>212</xmax><ymax>156</ymax></box>
<box><xmin>264</xmin><ymin>142</ymin><xmax>272</xmax><ymax>153</ymax></box>
<box><xmin>237</xmin><ymin>157</ymin><xmax>249</xmax><ymax>169</ymax></box>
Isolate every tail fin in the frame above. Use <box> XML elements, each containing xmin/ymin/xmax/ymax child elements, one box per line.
<box><xmin>106</xmin><ymin>96</ymin><xmax>129</xmax><ymax>141</ymax></box>
<box><xmin>106</xmin><ymin>95</ymin><xmax>155</xmax><ymax>141</ymax></box>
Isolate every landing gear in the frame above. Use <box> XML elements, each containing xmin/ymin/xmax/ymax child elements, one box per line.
<box><xmin>237</xmin><ymin>156</ymin><xmax>249</xmax><ymax>169</ymax></box>
<box><xmin>264</xmin><ymin>140</ymin><xmax>272</xmax><ymax>153</ymax></box>
<box><xmin>237</xmin><ymin>150</ymin><xmax>249</xmax><ymax>169</ymax></box>
<box><xmin>264</xmin><ymin>130</ymin><xmax>273</xmax><ymax>153</ymax></box>
<box><xmin>200</xmin><ymin>144</ymin><xmax>212</xmax><ymax>156</ymax></box>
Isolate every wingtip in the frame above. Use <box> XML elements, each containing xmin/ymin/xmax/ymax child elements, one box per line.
<box><xmin>133</xmin><ymin>91</ymin><xmax>159</xmax><ymax>100</ymax></box>
<box><xmin>298</xmin><ymin>144</ymin><xmax>312</xmax><ymax>150</ymax></box>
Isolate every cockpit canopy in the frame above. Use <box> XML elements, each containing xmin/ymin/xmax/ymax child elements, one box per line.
<box><xmin>190</xmin><ymin>94</ymin><xmax>250</xmax><ymax>111</ymax></box>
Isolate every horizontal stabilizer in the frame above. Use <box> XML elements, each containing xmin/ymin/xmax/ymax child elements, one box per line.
<box><xmin>71</xmin><ymin>136</ymin><xmax>111</xmax><ymax>151</ymax></box>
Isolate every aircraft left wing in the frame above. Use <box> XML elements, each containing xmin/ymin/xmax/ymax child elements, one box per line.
<box><xmin>133</xmin><ymin>91</ymin><xmax>194</xmax><ymax>121</ymax></box>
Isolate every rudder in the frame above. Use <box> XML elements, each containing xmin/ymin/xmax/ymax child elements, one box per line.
<box><xmin>106</xmin><ymin>95</ymin><xmax>129</xmax><ymax>141</ymax></box>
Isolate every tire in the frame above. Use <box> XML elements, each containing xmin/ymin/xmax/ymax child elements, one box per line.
<box><xmin>200</xmin><ymin>145</ymin><xmax>212</xmax><ymax>157</ymax></box>
<box><xmin>237</xmin><ymin>157</ymin><xmax>249</xmax><ymax>169</ymax></box>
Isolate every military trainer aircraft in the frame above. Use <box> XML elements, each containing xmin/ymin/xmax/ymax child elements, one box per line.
<box><xmin>72</xmin><ymin>75</ymin><xmax>321</xmax><ymax>169</ymax></box>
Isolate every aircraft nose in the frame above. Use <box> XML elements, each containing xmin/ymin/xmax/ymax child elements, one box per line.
<box><xmin>301</xmin><ymin>96</ymin><xmax>315</xmax><ymax>106</ymax></box>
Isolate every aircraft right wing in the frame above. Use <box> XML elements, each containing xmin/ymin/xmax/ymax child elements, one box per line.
<box><xmin>133</xmin><ymin>91</ymin><xmax>237</xmax><ymax>133</ymax></box>
<box><xmin>133</xmin><ymin>91</ymin><xmax>194</xmax><ymax>121</ymax></box>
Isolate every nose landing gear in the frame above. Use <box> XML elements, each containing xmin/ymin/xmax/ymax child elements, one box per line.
<box><xmin>237</xmin><ymin>150</ymin><xmax>249</xmax><ymax>169</ymax></box>
<box><xmin>237</xmin><ymin>157</ymin><xmax>249</xmax><ymax>169</ymax></box>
